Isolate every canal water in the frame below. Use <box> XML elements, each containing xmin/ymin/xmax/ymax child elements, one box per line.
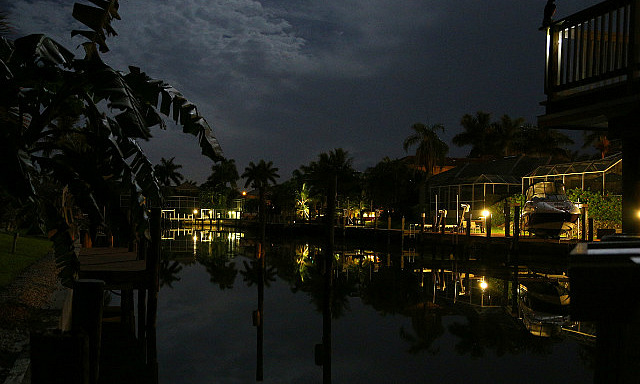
<box><xmin>156</xmin><ymin>229</ymin><xmax>594</xmax><ymax>383</ymax></box>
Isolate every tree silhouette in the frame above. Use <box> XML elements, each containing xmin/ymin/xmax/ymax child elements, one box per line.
<box><xmin>154</xmin><ymin>157</ymin><xmax>185</xmax><ymax>187</ymax></box>
<box><xmin>0</xmin><ymin>1</ymin><xmax>224</xmax><ymax>284</ymax></box>
<box><xmin>204</xmin><ymin>158</ymin><xmax>239</xmax><ymax>192</ymax></box>
<box><xmin>582</xmin><ymin>131</ymin><xmax>621</xmax><ymax>159</ymax></box>
<box><xmin>242</xmin><ymin>159</ymin><xmax>279</xmax><ymax>240</ymax></box>
<box><xmin>403</xmin><ymin>122</ymin><xmax>449</xmax><ymax>176</ymax></box>
<box><xmin>520</xmin><ymin>125</ymin><xmax>573</xmax><ymax>160</ymax></box>
<box><xmin>495</xmin><ymin>114</ymin><xmax>525</xmax><ymax>157</ymax></box>
<box><xmin>363</xmin><ymin>157</ymin><xmax>417</xmax><ymax>214</ymax></box>
<box><xmin>453</xmin><ymin>111</ymin><xmax>496</xmax><ymax>158</ymax></box>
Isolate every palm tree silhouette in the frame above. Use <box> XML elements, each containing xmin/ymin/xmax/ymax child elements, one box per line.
<box><xmin>495</xmin><ymin>115</ymin><xmax>525</xmax><ymax>157</ymax></box>
<box><xmin>154</xmin><ymin>157</ymin><xmax>185</xmax><ymax>187</ymax></box>
<box><xmin>403</xmin><ymin>122</ymin><xmax>449</xmax><ymax>175</ymax></box>
<box><xmin>453</xmin><ymin>111</ymin><xmax>495</xmax><ymax>158</ymax></box>
<box><xmin>242</xmin><ymin>159</ymin><xmax>280</xmax><ymax>241</ymax></box>
<box><xmin>204</xmin><ymin>158</ymin><xmax>239</xmax><ymax>191</ymax></box>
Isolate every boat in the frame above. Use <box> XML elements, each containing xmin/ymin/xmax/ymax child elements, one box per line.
<box><xmin>518</xmin><ymin>279</ymin><xmax>570</xmax><ymax>337</ymax></box>
<box><xmin>521</xmin><ymin>181</ymin><xmax>580</xmax><ymax>238</ymax></box>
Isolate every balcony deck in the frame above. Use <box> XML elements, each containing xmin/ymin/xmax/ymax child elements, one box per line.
<box><xmin>539</xmin><ymin>0</ymin><xmax>640</xmax><ymax>129</ymax></box>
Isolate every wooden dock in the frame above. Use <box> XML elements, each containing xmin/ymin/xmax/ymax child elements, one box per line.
<box><xmin>31</xmin><ymin>209</ymin><xmax>163</xmax><ymax>384</ymax></box>
<box><xmin>78</xmin><ymin>208</ymin><xmax>161</xmax><ymax>383</ymax></box>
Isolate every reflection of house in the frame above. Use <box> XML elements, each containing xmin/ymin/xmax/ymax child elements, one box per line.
<box><xmin>428</xmin><ymin>156</ymin><xmax>552</xmax><ymax>219</ymax></box>
<box><xmin>523</xmin><ymin>153</ymin><xmax>622</xmax><ymax>195</ymax></box>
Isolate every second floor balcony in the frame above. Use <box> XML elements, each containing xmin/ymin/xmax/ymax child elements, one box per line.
<box><xmin>540</xmin><ymin>0</ymin><xmax>640</xmax><ymax>129</ymax></box>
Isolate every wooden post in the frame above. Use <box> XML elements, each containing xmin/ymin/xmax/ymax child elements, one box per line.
<box><xmin>485</xmin><ymin>214</ymin><xmax>492</xmax><ymax>238</ymax></box>
<box><xmin>146</xmin><ymin>208</ymin><xmax>161</xmax><ymax>374</ymax></box>
<box><xmin>71</xmin><ymin>279</ymin><xmax>105</xmax><ymax>384</ymax></box>
<box><xmin>545</xmin><ymin>25</ymin><xmax>560</xmax><ymax>95</ymax></box>
<box><xmin>615</xmin><ymin>116</ymin><xmax>640</xmax><ymax>234</ymax></box>
<box><xmin>504</xmin><ymin>200</ymin><xmax>511</xmax><ymax>237</ymax></box>
<box><xmin>10</xmin><ymin>232</ymin><xmax>18</xmax><ymax>254</ymax></box>
<box><xmin>465</xmin><ymin>213</ymin><xmax>471</xmax><ymax>237</ymax></box>
<box><xmin>513</xmin><ymin>205</ymin><xmax>520</xmax><ymax>263</ymax></box>
<box><xmin>514</xmin><ymin>205</ymin><xmax>520</xmax><ymax>237</ymax></box>
<box><xmin>581</xmin><ymin>204</ymin><xmax>588</xmax><ymax>241</ymax></box>
<box><xmin>30</xmin><ymin>330</ymin><xmax>90</xmax><ymax>384</ymax></box>
<box><xmin>588</xmin><ymin>218</ymin><xmax>594</xmax><ymax>242</ymax></box>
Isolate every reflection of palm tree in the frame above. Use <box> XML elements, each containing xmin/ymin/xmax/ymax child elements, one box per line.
<box><xmin>292</xmin><ymin>261</ymin><xmax>355</xmax><ymax>319</ymax></box>
<box><xmin>399</xmin><ymin>302</ymin><xmax>445</xmax><ymax>354</ymax></box>
<box><xmin>360</xmin><ymin>267</ymin><xmax>422</xmax><ymax>315</ymax></box>
<box><xmin>448</xmin><ymin>311</ymin><xmax>553</xmax><ymax>358</ymax></box>
<box><xmin>448</xmin><ymin>319</ymin><xmax>485</xmax><ymax>358</ymax></box>
<box><xmin>198</xmin><ymin>256</ymin><xmax>238</xmax><ymax>290</ymax></box>
<box><xmin>240</xmin><ymin>259</ymin><xmax>276</xmax><ymax>287</ymax></box>
<box><xmin>159</xmin><ymin>259</ymin><xmax>183</xmax><ymax>288</ymax></box>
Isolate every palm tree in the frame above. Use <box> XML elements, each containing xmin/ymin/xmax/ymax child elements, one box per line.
<box><xmin>494</xmin><ymin>115</ymin><xmax>525</xmax><ymax>157</ymax></box>
<box><xmin>298</xmin><ymin>148</ymin><xmax>358</xmax><ymax>197</ymax></box>
<box><xmin>403</xmin><ymin>123</ymin><xmax>449</xmax><ymax>176</ymax></box>
<box><xmin>453</xmin><ymin>111</ymin><xmax>497</xmax><ymax>158</ymax></box>
<box><xmin>582</xmin><ymin>131</ymin><xmax>621</xmax><ymax>159</ymax></box>
<box><xmin>154</xmin><ymin>157</ymin><xmax>185</xmax><ymax>187</ymax></box>
<box><xmin>242</xmin><ymin>160</ymin><xmax>280</xmax><ymax>240</ymax></box>
<box><xmin>296</xmin><ymin>183</ymin><xmax>311</xmax><ymax>220</ymax></box>
<box><xmin>363</xmin><ymin>157</ymin><xmax>417</xmax><ymax>213</ymax></box>
<box><xmin>204</xmin><ymin>158</ymin><xmax>239</xmax><ymax>191</ymax></box>
<box><xmin>520</xmin><ymin>125</ymin><xmax>574</xmax><ymax>160</ymax></box>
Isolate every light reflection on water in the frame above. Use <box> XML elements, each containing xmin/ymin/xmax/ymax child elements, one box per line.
<box><xmin>156</xmin><ymin>230</ymin><xmax>594</xmax><ymax>384</ymax></box>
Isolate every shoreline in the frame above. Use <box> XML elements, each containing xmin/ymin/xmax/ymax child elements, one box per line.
<box><xmin>0</xmin><ymin>253</ymin><xmax>66</xmax><ymax>384</ymax></box>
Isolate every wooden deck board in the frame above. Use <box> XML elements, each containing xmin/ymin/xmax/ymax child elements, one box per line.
<box><xmin>78</xmin><ymin>248</ymin><xmax>150</xmax><ymax>288</ymax></box>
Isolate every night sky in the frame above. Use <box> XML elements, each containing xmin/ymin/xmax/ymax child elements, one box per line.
<box><xmin>5</xmin><ymin>0</ymin><xmax>597</xmax><ymax>182</ymax></box>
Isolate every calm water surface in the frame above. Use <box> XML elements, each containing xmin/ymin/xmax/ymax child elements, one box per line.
<box><xmin>155</xmin><ymin>230</ymin><xmax>594</xmax><ymax>384</ymax></box>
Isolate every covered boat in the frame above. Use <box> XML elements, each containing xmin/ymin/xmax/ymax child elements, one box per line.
<box><xmin>521</xmin><ymin>181</ymin><xmax>580</xmax><ymax>238</ymax></box>
<box><xmin>518</xmin><ymin>279</ymin><xmax>571</xmax><ymax>337</ymax></box>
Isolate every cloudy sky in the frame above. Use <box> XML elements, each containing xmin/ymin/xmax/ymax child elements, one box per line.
<box><xmin>5</xmin><ymin>0</ymin><xmax>597</xmax><ymax>182</ymax></box>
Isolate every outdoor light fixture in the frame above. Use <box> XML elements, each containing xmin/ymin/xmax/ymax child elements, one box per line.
<box><xmin>636</xmin><ymin>210</ymin><xmax>640</xmax><ymax>219</ymax></box>
<box><xmin>481</xmin><ymin>210</ymin><xmax>490</xmax><ymax>218</ymax></box>
<box><xmin>242</xmin><ymin>191</ymin><xmax>247</xmax><ymax>196</ymax></box>
<box><xmin>479</xmin><ymin>280</ymin><xmax>488</xmax><ymax>290</ymax></box>
<box><xmin>193</xmin><ymin>235</ymin><xmax>197</xmax><ymax>242</ymax></box>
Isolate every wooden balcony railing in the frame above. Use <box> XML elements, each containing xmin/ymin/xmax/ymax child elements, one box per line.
<box><xmin>545</xmin><ymin>0</ymin><xmax>640</xmax><ymax>97</ymax></box>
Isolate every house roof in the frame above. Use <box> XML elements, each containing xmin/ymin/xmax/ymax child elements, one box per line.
<box><xmin>524</xmin><ymin>152</ymin><xmax>622</xmax><ymax>178</ymax></box>
<box><xmin>429</xmin><ymin>155</ymin><xmax>553</xmax><ymax>187</ymax></box>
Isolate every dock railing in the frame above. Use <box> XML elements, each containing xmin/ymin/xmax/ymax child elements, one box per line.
<box><xmin>545</xmin><ymin>0</ymin><xmax>639</xmax><ymax>97</ymax></box>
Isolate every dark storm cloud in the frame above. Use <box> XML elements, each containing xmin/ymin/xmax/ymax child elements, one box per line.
<box><xmin>8</xmin><ymin>0</ymin><xmax>597</xmax><ymax>181</ymax></box>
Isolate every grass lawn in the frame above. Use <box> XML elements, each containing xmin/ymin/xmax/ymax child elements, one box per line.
<box><xmin>0</xmin><ymin>233</ymin><xmax>53</xmax><ymax>288</ymax></box>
